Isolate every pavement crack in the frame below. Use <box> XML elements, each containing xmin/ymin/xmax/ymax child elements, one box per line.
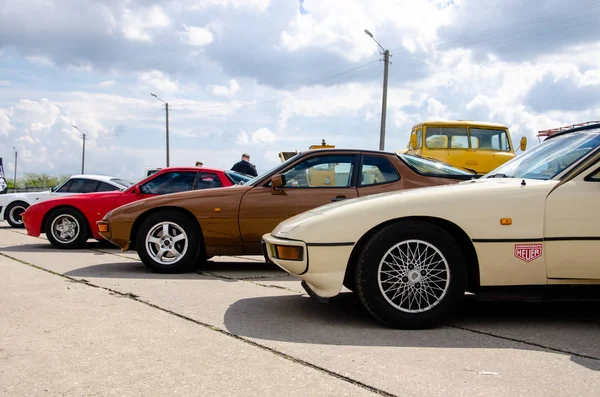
<box><xmin>448</xmin><ymin>324</ymin><xmax>600</xmax><ymax>362</ymax></box>
<box><xmin>0</xmin><ymin>251</ymin><xmax>396</xmax><ymax>397</ymax></box>
<box><xmin>198</xmin><ymin>271</ymin><xmax>301</xmax><ymax>294</ymax></box>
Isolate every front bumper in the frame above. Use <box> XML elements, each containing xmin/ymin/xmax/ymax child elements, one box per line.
<box><xmin>262</xmin><ymin>233</ymin><xmax>355</xmax><ymax>299</ymax></box>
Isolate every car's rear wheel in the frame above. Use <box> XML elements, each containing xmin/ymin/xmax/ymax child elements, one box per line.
<box><xmin>45</xmin><ymin>208</ymin><xmax>90</xmax><ymax>249</ymax></box>
<box><xmin>6</xmin><ymin>201</ymin><xmax>29</xmax><ymax>228</ymax></box>
<box><xmin>355</xmin><ymin>220</ymin><xmax>468</xmax><ymax>329</ymax></box>
<box><xmin>136</xmin><ymin>211</ymin><xmax>204</xmax><ymax>273</ymax></box>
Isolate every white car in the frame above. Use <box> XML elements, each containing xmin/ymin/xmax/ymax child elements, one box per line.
<box><xmin>0</xmin><ymin>174</ymin><xmax>131</xmax><ymax>228</ymax></box>
<box><xmin>262</xmin><ymin>123</ymin><xmax>600</xmax><ymax>329</ymax></box>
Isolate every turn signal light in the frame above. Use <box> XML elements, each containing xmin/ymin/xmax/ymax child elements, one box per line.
<box><xmin>275</xmin><ymin>245</ymin><xmax>303</xmax><ymax>261</ymax></box>
<box><xmin>500</xmin><ymin>218</ymin><xmax>512</xmax><ymax>225</ymax></box>
<box><xmin>97</xmin><ymin>222</ymin><xmax>109</xmax><ymax>233</ymax></box>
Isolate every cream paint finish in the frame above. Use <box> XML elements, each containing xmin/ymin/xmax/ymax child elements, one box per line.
<box><xmin>474</xmin><ymin>242</ymin><xmax>547</xmax><ymax>286</ymax></box>
<box><xmin>545</xmin><ymin>166</ymin><xmax>600</xmax><ymax>279</ymax></box>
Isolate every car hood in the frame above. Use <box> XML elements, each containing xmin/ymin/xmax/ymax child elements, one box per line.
<box><xmin>105</xmin><ymin>185</ymin><xmax>252</xmax><ymax>219</ymax></box>
<box><xmin>273</xmin><ymin>178</ymin><xmax>559</xmax><ymax>243</ymax></box>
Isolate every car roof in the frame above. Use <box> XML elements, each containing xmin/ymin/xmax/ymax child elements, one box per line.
<box><xmin>296</xmin><ymin>148</ymin><xmax>398</xmax><ymax>156</ymax></box>
<box><xmin>152</xmin><ymin>166</ymin><xmax>225</xmax><ymax>173</ymax></box>
<box><xmin>68</xmin><ymin>174</ymin><xmax>123</xmax><ymax>184</ymax></box>
<box><xmin>411</xmin><ymin>120</ymin><xmax>508</xmax><ymax>129</ymax></box>
<box><xmin>545</xmin><ymin>122</ymin><xmax>600</xmax><ymax>141</ymax></box>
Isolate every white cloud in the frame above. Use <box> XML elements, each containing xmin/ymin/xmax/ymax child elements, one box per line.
<box><xmin>25</xmin><ymin>55</ymin><xmax>54</xmax><ymax>67</ymax></box>
<box><xmin>252</xmin><ymin>127</ymin><xmax>276</xmax><ymax>143</ymax></box>
<box><xmin>236</xmin><ymin>130</ymin><xmax>249</xmax><ymax>145</ymax></box>
<box><xmin>185</xmin><ymin>0</ymin><xmax>270</xmax><ymax>12</ymax></box>
<box><xmin>0</xmin><ymin>80</ymin><xmax>11</xmax><ymax>86</ymax></box>
<box><xmin>181</xmin><ymin>25</ymin><xmax>214</xmax><ymax>47</ymax></box>
<box><xmin>121</xmin><ymin>6</ymin><xmax>170</xmax><ymax>42</ymax></box>
<box><xmin>98</xmin><ymin>80</ymin><xmax>116</xmax><ymax>88</ymax></box>
<box><xmin>211</xmin><ymin>79</ymin><xmax>240</xmax><ymax>97</ymax></box>
<box><xmin>138</xmin><ymin>70</ymin><xmax>179</xmax><ymax>94</ymax></box>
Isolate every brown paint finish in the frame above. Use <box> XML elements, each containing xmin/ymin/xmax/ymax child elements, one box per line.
<box><xmin>99</xmin><ymin>150</ymin><xmax>472</xmax><ymax>256</ymax></box>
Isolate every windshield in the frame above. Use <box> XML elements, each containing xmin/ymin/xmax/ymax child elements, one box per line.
<box><xmin>398</xmin><ymin>154</ymin><xmax>474</xmax><ymax>177</ymax></box>
<box><xmin>224</xmin><ymin>170</ymin><xmax>253</xmax><ymax>185</ymax></box>
<box><xmin>482</xmin><ymin>129</ymin><xmax>600</xmax><ymax>180</ymax></box>
<box><xmin>242</xmin><ymin>152</ymin><xmax>302</xmax><ymax>185</ymax></box>
<box><xmin>424</xmin><ymin>126</ymin><xmax>510</xmax><ymax>151</ymax></box>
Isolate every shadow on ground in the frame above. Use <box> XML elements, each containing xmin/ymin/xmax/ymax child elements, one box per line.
<box><xmin>223</xmin><ymin>292</ymin><xmax>600</xmax><ymax>371</ymax></box>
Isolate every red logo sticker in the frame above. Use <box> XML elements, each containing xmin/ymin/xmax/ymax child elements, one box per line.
<box><xmin>514</xmin><ymin>243</ymin><xmax>543</xmax><ymax>262</ymax></box>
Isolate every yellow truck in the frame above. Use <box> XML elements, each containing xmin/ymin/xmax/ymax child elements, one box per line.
<box><xmin>403</xmin><ymin>120</ymin><xmax>527</xmax><ymax>175</ymax></box>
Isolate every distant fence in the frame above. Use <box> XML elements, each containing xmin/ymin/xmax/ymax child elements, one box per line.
<box><xmin>5</xmin><ymin>186</ymin><xmax>53</xmax><ymax>193</ymax></box>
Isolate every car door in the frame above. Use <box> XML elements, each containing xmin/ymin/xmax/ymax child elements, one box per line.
<box><xmin>544</xmin><ymin>164</ymin><xmax>600</xmax><ymax>279</ymax></box>
<box><xmin>238</xmin><ymin>152</ymin><xmax>359</xmax><ymax>252</ymax></box>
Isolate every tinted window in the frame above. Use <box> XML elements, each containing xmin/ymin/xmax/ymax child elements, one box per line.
<box><xmin>141</xmin><ymin>171</ymin><xmax>198</xmax><ymax>194</ymax></box>
<box><xmin>55</xmin><ymin>180</ymin><xmax>73</xmax><ymax>193</ymax></box>
<box><xmin>588</xmin><ymin>168</ymin><xmax>600</xmax><ymax>181</ymax></box>
<box><xmin>62</xmin><ymin>178</ymin><xmax>100</xmax><ymax>193</ymax></box>
<box><xmin>96</xmin><ymin>182</ymin><xmax>120</xmax><ymax>192</ymax></box>
<box><xmin>360</xmin><ymin>156</ymin><xmax>400</xmax><ymax>186</ymax></box>
<box><xmin>281</xmin><ymin>155</ymin><xmax>356</xmax><ymax>188</ymax></box>
<box><xmin>196</xmin><ymin>172</ymin><xmax>223</xmax><ymax>189</ymax></box>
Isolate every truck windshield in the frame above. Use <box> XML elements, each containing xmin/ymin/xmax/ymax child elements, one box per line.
<box><xmin>482</xmin><ymin>129</ymin><xmax>600</xmax><ymax>180</ymax></box>
<box><xmin>425</xmin><ymin>127</ymin><xmax>510</xmax><ymax>151</ymax></box>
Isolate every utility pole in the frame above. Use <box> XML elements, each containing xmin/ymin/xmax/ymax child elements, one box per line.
<box><xmin>165</xmin><ymin>102</ymin><xmax>170</xmax><ymax>167</ymax></box>
<box><xmin>12</xmin><ymin>146</ymin><xmax>17</xmax><ymax>191</ymax></box>
<box><xmin>364</xmin><ymin>29</ymin><xmax>391</xmax><ymax>151</ymax></box>
<box><xmin>73</xmin><ymin>125</ymin><xmax>86</xmax><ymax>174</ymax></box>
<box><xmin>151</xmin><ymin>93</ymin><xmax>170</xmax><ymax>167</ymax></box>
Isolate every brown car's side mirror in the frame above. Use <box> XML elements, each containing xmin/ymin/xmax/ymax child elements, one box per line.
<box><xmin>271</xmin><ymin>174</ymin><xmax>286</xmax><ymax>189</ymax></box>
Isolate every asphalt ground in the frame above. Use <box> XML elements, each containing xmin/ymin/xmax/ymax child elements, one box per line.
<box><xmin>1</xmin><ymin>225</ymin><xmax>599</xmax><ymax>396</ymax></box>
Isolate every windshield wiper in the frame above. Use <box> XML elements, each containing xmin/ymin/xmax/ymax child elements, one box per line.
<box><xmin>488</xmin><ymin>173</ymin><xmax>515</xmax><ymax>178</ymax></box>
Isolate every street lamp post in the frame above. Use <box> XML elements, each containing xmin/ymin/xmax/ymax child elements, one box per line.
<box><xmin>72</xmin><ymin>125</ymin><xmax>86</xmax><ymax>174</ymax></box>
<box><xmin>12</xmin><ymin>146</ymin><xmax>17</xmax><ymax>191</ymax></box>
<box><xmin>364</xmin><ymin>29</ymin><xmax>390</xmax><ymax>151</ymax></box>
<box><xmin>151</xmin><ymin>92</ymin><xmax>170</xmax><ymax>167</ymax></box>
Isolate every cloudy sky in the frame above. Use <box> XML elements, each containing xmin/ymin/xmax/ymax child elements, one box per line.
<box><xmin>1</xmin><ymin>0</ymin><xmax>599</xmax><ymax>179</ymax></box>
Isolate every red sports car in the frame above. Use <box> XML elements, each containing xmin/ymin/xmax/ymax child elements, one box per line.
<box><xmin>22</xmin><ymin>167</ymin><xmax>251</xmax><ymax>249</ymax></box>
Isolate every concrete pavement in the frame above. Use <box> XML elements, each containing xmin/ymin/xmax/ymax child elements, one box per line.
<box><xmin>1</xmin><ymin>225</ymin><xmax>599</xmax><ymax>396</ymax></box>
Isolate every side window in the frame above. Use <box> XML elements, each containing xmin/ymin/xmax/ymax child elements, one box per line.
<box><xmin>141</xmin><ymin>172</ymin><xmax>198</xmax><ymax>195</ymax></box>
<box><xmin>586</xmin><ymin>167</ymin><xmax>600</xmax><ymax>181</ymax></box>
<box><xmin>281</xmin><ymin>155</ymin><xmax>356</xmax><ymax>188</ymax></box>
<box><xmin>360</xmin><ymin>156</ymin><xmax>400</xmax><ymax>186</ymax></box>
<box><xmin>55</xmin><ymin>180</ymin><xmax>73</xmax><ymax>193</ymax></box>
<box><xmin>96</xmin><ymin>182</ymin><xmax>120</xmax><ymax>192</ymax></box>
<box><xmin>196</xmin><ymin>172</ymin><xmax>223</xmax><ymax>189</ymax></box>
<box><xmin>416</xmin><ymin>129</ymin><xmax>422</xmax><ymax>149</ymax></box>
<box><xmin>65</xmin><ymin>178</ymin><xmax>99</xmax><ymax>193</ymax></box>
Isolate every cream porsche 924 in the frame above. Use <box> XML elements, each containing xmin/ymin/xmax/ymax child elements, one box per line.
<box><xmin>262</xmin><ymin>124</ymin><xmax>600</xmax><ymax>329</ymax></box>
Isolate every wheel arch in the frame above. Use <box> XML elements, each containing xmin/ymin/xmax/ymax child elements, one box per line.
<box><xmin>4</xmin><ymin>200</ymin><xmax>30</xmax><ymax>220</ymax></box>
<box><xmin>344</xmin><ymin>216</ymin><xmax>480</xmax><ymax>293</ymax></box>
<box><xmin>42</xmin><ymin>205</ymin><xmax>92</xmax><ymax>237</ymax></box>
<box><xmin>129</xmin><ymin>206</ymin><xmax>203</xmax><ymax>251</ymax></box>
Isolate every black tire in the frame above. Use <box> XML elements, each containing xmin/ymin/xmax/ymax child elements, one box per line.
<box><xmin>355</xmin><ymin>220</ymin><xmax>468</xmax><ymax>329</ymax></box>
<box><xmin>5</xmin><ymin>201</ymin><xmax>29</xmax><ymax>228</ymax></box>
<box><xmin>45</xmin><ymin>208</ymin><xmax>90</xmax><ymax>249</ymax></box>
<box><xmin>136</xmin><ymin>210</ymin><xmax>204</xmax><ymax>273</ymax></box>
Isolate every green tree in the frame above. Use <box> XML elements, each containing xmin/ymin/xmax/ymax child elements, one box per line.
<box><xmin>19</xmin><ymin>173</ymin><xmax>69</xmax><ymax>188</ymax></box>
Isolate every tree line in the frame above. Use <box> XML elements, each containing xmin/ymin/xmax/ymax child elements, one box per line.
<box><xmin>5</xmin><ymin>173</ymin><xmax>70</xmax><ymax>189</ymax></box>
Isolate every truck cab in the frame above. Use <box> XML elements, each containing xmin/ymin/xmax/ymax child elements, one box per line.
<box><xmin>404</xmin><ymin>120</ymin><xmax>527</xmax><ymax>175</ymax></box>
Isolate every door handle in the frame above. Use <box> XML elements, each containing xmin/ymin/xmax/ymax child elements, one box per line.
<box><xmin>331</xmin><ymin>195</ymin><xmax>346</xmax><ymax>202</ymax></box>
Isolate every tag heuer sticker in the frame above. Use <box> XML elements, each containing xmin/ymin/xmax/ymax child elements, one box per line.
<box><xmin>514</xmin><ymin>243</ymin><xmax>542</xmax><ymax>263</ymax></box>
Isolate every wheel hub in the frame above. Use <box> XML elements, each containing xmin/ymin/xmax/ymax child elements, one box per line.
<box><xmin>408</xmin><ymin>269</ymin><xmax>422</xmax><ymax>283</ymax></box>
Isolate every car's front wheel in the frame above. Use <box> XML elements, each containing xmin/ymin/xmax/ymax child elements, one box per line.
<box><xmin>6</xmin><ymin>201</ymin><xmax>29</xmax><ymax>228</ymax></box>
<box><xmin>355</xmin><ymin>220</ymin><xmax>468</xmax><ymax>329</ymax></box>
<box><xmin>136</xmin><ymin>211</ymin><xmax>204</xmax><ymax>273</ymax></box>
<box><xmin>45</xmin><ymin>208</ymin><xmax>90</xmax><ymax>249</ymax></box>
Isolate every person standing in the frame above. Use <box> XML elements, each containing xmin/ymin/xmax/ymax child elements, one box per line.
<box><xmin>231</xmin><ymin>153</ymin><xmax>258</xmax><ymax>177</ymax></box>
<box><xmin>195</xmin><ymin>161</ymin><xmax>203</xmax><ymax>167</ymax></box>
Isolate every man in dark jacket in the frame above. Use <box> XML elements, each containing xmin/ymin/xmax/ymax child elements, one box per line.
<box><xmin>231</xmin><ymin>153</ymin><xmax>258</xmax><ymax>177</ymax></box>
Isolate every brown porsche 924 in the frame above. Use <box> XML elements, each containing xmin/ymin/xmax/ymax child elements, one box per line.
<box><xmin>97</xmin><ymin>149</ymin><xmax>475</xmax><ymax>273</ymax></box>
